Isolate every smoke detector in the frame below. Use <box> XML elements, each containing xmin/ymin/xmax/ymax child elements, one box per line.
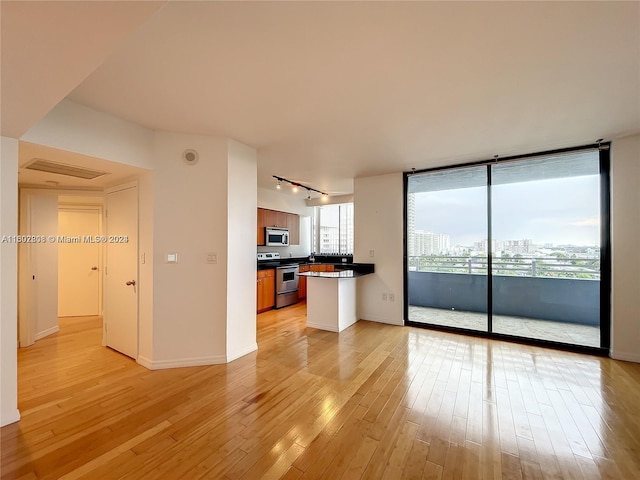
<box><xmin>182</xmin><ymin>149</ymin><xmax>199</xmax><ymax>165</ymax></box>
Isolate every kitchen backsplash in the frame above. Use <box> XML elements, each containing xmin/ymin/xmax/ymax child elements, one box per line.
<box><xmin>257</xmin><ymin>244</ymin><xmax>310</xmax><ymax>258</ymax></box>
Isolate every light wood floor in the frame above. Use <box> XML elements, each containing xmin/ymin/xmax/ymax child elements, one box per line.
<box><xmin>2</xmin><ymin>305</ymin><xmax>640</xmax><ymax>479</ymax></box>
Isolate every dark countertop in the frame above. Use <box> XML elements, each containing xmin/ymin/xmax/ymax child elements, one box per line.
<box><xmin>299</xmin><ymin>270</ymin><xmax>373</xmax><ymax>279</ymax></box>
<box><xmin>257</xmin><ymin>258</ymin><xmax>374</xmax><ymax>275</ymax></box>
<box><xmin>257</xmin><ymin>257</ymin><xmax>309</xmax><ymax>269</ymax></box>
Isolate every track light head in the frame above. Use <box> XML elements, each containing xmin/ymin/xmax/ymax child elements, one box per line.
<box><xmin>272</xmin><ymin>175</ymin><xmax>328</xmax><ymax>199</ymax></box>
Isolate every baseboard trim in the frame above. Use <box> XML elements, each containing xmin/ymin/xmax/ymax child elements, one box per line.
<box><xmin>227</xmin><ymin>343</ymin><xmax>258</xmax><ymax>362</ymax></box>
<box><xmin>34</xmin><ymin>325</ymin><xmax>59</xmax><ymax>341</ymax></box>
<box><xmin>610</xmin><ymin>350</ymin><xmax>640</xmax><ymax>363</ymax></box>
<box><xmin>136</xmin><ymin>355</ymin><xmax>153</xmax><ymax>369</ymax></box>
<box><xmin>137</xmin><ymin>354</ymin><xmax>227</xmax><ymax>370</ymax></box>
<box><xmin>0</xmin><ymin>409</ymin><xmax>21</xmax><ymax>427</ymax></box>
<box><xmin>358</xmin><ymin>314</ymin><xmax>403</xmax><ymax>326</ymax></box>
<box><xmin>306</xmin><ymin>321</ymin><xmax>339</xmax><ymax>332</ymax></box>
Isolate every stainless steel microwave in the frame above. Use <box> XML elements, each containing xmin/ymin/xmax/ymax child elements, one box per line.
<box><xmin>266</xmin><ymin>227</ymin><xmax>289</xmax><ymax>246</ymax></box>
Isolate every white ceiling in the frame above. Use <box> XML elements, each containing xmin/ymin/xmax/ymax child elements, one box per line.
<box><xmin>0</xmin><ymin>0</ymin><xmax>165</xmax><ymax>139</ymax></box>
<box><xmin>3</xmin><ymin>2</ymin><xmax>639</xmax><ymax>194</ymax></box>
<box><xmin>18</xmin><ymin>142</ymin><xmax>149</xmax><ymax>189</ymax></box>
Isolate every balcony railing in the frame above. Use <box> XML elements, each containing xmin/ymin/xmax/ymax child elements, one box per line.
<box><xmin>407</xmin><ymin>255</ymin><xmax>601</xmax><ymax>325</ymax></box>
<box><xmin>408</xmin><ymin>255</ymin><xmax>600</xmax><ymax>279</ymax></box>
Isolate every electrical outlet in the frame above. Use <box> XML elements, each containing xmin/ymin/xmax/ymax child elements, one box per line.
<box><xmin>388</xmin><ymin>293</ymin><xmax>395</xmax><ymax>302</ymax></box>
<box><xmin>369</xmin><ymin>249</ymin><xmax>375</xmax><ymax>257</ymax></box>
<box><xmin>382</xmin><ymin>293</ymin><xmax>388</xmax><ymax>301</ymax></box>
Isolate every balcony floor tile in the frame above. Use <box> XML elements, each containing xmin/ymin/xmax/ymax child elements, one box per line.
<box><xmin>408</xmin><ymin>306</ymin><xmax>600</xmax><ymax>348</ymax></box>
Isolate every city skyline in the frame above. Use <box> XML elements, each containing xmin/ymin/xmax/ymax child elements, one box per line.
<box><xmin>411</xmin><ymin>174</ymin><xmax>601</xmax><ymax>247</ymax></box>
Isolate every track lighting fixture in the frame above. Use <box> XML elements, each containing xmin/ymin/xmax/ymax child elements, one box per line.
<box><xmin>272</xmin><ymin>175</ymin><xmax>328</xmax><ymax>199</ymax></box>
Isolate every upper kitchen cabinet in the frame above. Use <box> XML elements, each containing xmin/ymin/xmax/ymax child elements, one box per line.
<box><xmin>286</xmin><ymin>213</ymin><xmax>299</xmax><ymax>245</ymax></box>
<box><xmin>257</xmin><ymin>209</ymin><xmax>266</xmax><ymax>245</ymax></box>
<box><xmin>257</xmin><ymin>208</ymin><xmax>300</xmax><ymax>245</ymax></box>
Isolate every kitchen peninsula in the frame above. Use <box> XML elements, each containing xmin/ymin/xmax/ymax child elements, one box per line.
<box><xmin>299</xmin><ymin>267</ymin><xmax>374</xmax><ymax>332</ymax></box>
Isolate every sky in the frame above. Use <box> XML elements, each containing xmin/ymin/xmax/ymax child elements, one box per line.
<box><xmin>413</xmin><ymin>175</ymin><xmax>601</xmax><ymax>246</ymax></box>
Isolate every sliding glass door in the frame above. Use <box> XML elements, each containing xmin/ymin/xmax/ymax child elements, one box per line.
<box><xmin>407</xmin><ymin>166</ymin><xmax>488</xmax><ymax>332</ymax></box>
<box><xmin>490</xmin><ymin>152</ymin><xmax>602</xmax><ymax>347</ymax></box>
<box><xmin>405</xmin><ymin>146</ymin><xmax>609</xmax><ymax>352</ymax></box>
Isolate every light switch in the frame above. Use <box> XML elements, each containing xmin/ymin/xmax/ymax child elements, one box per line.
<box><xmin>141</xmin><ymin>253</ymin><xmax>146</xmax><ymax>264</ymax></box>
<box><xmin>167</xmin><ymin>253</ymin><xmax>178</xmax><ymax>263</ymax></box>
<box><xmin>369</xmin><ymin>250</ymin><xmax>375</xmax><ymax>257</ymax></box>
<box><xmin>206</xmin><ymin>253</ymin><xmax>217</xmax><ymax>264</ymax></box>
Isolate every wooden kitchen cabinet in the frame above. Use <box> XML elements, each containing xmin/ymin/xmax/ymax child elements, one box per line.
<box><xmin>257</xmin><ymin>208</ymin><xmax>267</xmax><ymax>245</ymax></box>
<box><xmin>298</xmin><ymin>265</ymin><xmax>309</xmax><ymax>299</ymax></box>
<box><xmin>286</xmin><ymin>213</ymin><xmax>299</xmax><ymax>245</ymax></box>
<box><xmin>257</xmin><ymin>208</ymin><xmax>300</xmax><ymax>245</ymax></box>
<box><xmin>257</xmin><ymin>269</ymin><xmax>275</xmax><ymax>313</ymax></box>
<box><xmin>310</xmin><ymin>264</ymin><xmax>334</xmax><ymax>272</ymax></box>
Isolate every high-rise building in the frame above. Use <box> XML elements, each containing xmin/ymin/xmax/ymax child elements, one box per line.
<box><xmin>504</xmin><ymin>239</ymin><xmax>533</xmax><ymax>255</ymax></box>
<box><xmin>474</xmin><ymin>238</ymin><xmax>532</xmax><ymax>255</ymax></box>
<box><xmin>413</xmin><ymin>230</ymin><xmax>450</xmax><ymax>255</ymax></box>
<box><xmin>407</xmin><ymin>193</ymin><xmax>416</xmax><ymax>256</ymax></box>
<box><xmin>406</xmin><ymin>195</ymin><xmax>450</xmax><ymax>256</ymax></box>
<box><xmin>320</xmin><ymin>226</ymin><xmax>339</xmax><ymax>253</ymax></box>
<box><xmin>339</xmin><ymin>203</ymin><xmax>354</xmax><ymax>254</ymax></box>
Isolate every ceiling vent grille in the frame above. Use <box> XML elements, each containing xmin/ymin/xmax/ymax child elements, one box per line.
<box><xmin>24</xmin><ymin>159</ymin><xmax>108</xmax><ymax>180</ymax></box>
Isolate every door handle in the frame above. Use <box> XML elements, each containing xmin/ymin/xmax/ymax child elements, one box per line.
<box><xmin>126</xmin><ymin>280</ymin><xmax>136</xmax><ymax>286</ymax></box>
<box><xmin>91</xmin><ymin>266</ymin><xmax>98</xmax><ymax>271</ymax></box>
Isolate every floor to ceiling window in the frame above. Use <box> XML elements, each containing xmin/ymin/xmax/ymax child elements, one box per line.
<box><xmin>312</xmin><ymin>203</ymin><xmax>354</xmax><ymax>255</ymax></box>
<box><xmin>405</xmin><ymin>145</ymin><xmax>610</xmax><ymax>352</ymax></box>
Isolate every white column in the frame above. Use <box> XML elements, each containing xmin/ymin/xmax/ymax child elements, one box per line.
<box><xmin>611</xmin><ymin>134</ymin><xmax>640</xmax><ymax>363</ymax></box>
<box><xmin>1</xmin><ymin>137</ymin><xmax>20</xmax><ymax>426</ymax></box>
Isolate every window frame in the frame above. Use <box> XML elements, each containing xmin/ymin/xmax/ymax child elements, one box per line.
<box><xmin>403</xmin><ymin>142</ymin><xmax>611</xmax><ymax>356</ymax></box>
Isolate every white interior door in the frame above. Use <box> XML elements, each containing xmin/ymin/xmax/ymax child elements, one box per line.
<box><xmin>58</xmin><ymin>208</ymin><xmax>101</xmax><ymax>317</ymax></box>
<box><xmin>105</xmin><ymin>185</ymin><xmax>138</xmax><ymax>358</ymax></box>
<box><xmin>18</xmin><ymin>193</ymin><xmax>59</xmax><ymax>346</ymax></box>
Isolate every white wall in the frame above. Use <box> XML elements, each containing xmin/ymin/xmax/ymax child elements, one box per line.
<box><xmin>147</xmin><ymin>131</ymin><xmax>229</xmax><ymax>367</ymax></box>
<box><xmin>1</xmin><ymin>137</ymin><xmax>20</xmax><ymax>426</ymax></box>
<box><xmin>257</xmin><ymin>186</ymin><xmax>313</xmax><ymax>258</ymax></box>
<box><xmin>258</xmin><ymin>187</ymin><xmax>313</xmax><ymax>216</ymax></box>
<box><xmin>21</xmin><ymin>99</ymin><xmax>155</xmax><ymax>169</ymax></box>
<box><xmin>20</xmin><ymin>102</ymin><xmax>260</xmax><ymax>369</ymax></box>
<box><xmin>353</xmin><ymin>173</ymin><xmax>404</xmax><ymax>325</ymax></box>
<box><xmin>226</xmin><ymin>139</ymin><xmax>258</xmax><ymax>361</ymax></box>
<box><xmin>610</xmin><ymin>134</ymin><xmax>640</xmax><ymax>363</ymax></box>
